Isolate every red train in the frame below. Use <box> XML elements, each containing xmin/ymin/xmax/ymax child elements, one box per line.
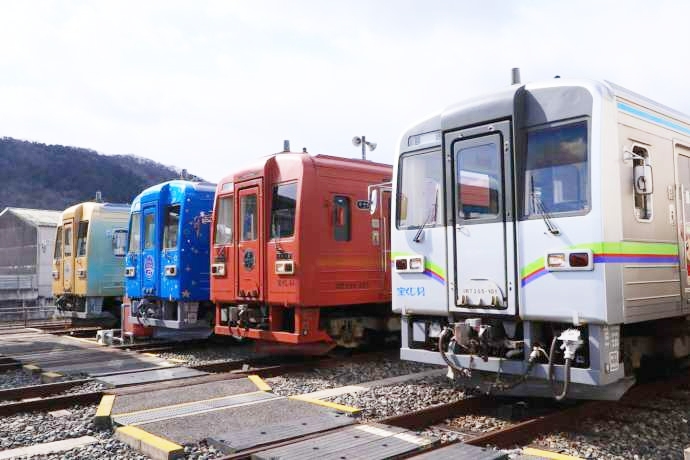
<box><xmin>211</xmin><ymin>147</ymin><xmax>395</xmax><ymax>354</ymax></box>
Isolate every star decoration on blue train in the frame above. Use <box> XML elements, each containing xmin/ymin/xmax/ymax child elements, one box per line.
<box><xmin>181</xmin><ymin>289</ymin><xmax>191</xmax><ymax>298</ymax></box>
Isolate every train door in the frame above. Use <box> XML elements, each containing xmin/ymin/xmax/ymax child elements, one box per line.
<box><xmin>675</xmin><ymin>142</ymin><xmax>690</xmax><ymax>311</ymax></box>
<box><xmin>62</xmin><ymin>220</ymin><xmax>74</xmax><ymax>292</ymax></box>
<box><xmin>378</xmin><ymin>189</ymin><xmax>392</xmax><ymax>293</ymax></box>
<box><xmin>212</xmin><ymin>191</ymin><xmax>234</xmax><ymax>299</ymax></box>
<box><xmin>236</xmin><ymin>181</ymin><xmax>263</xmax><ymax>299</ymax></box>
<box><xmin>447</xmin><ymin>120</ymin><xmax>517</xmax><ymax>315</ymax></box>
<box><xmin>141</xmin><ymin>205</ymin><xmax>158</xmax><ymax>296</ymax></box>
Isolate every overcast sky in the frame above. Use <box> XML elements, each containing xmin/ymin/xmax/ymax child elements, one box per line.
<box><xmin>1</xmin><ymin>0</ymin><xmax>689</xmax><ymax>183</ymax></box>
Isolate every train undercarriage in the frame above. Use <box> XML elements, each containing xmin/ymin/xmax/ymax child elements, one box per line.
<box><xmin>403</xmin><ymin>314</ymin><xmax>690</xmax><ymax>400</ymax></box>
<box><xmin>215</xmin><ymin>302</ymin><xmax>400</xmax><ymax>354</ymax></box>
<box><xmin>55</xmin><ymin>294</ymin><xmax>120</xmax><ymax>321</ymax></box>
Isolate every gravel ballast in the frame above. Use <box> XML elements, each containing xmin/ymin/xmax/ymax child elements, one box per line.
<box><xmin>267</xmin><ymin>357</ymin><xmax>441</xmax><ymax>396</ymax></box>
<box><xmin>153</xmin><ymin>342</ymin><xmax>261</xmax><ymax>366</ymax></box>
<box><xmin>529</xmin><ymin>394</ymin><xmax>690</xmax><ymax>460</ymax></box>
<box><xmin>0</xmin><ymin>370</ymin><xmax>41</xmax><ymax>390</ymax></box>
<box><xmin>326</xmin><ymin>373</ymin><xmax>474</xmax><ymax>421</ymax></box>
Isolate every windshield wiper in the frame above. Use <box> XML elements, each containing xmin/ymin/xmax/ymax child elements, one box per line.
<box><xmin>413</xmin><ymin>193</ymin><xmax>438</xmax><ymax>243</ymax></box>
<box><xmin>530</xmin><ymin>176</ymin><xmax>560</xmax><ymax>235</ymax></box>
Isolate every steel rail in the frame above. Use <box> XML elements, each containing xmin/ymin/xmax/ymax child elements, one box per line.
<box><xmin>0</xmin><ymin>378</ymin><xmax>92</xmax><ymax>402</ymax></box>
<box><xmin>0</xmin><ymin>391</ymin><xmax>103</xmax><ymax>417</ymax></box>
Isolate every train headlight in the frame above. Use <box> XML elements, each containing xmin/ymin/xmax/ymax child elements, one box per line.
<box><xmin>164</xmin><ymin>265</ymin><xmax>177</xmax><ymax>276</ymax></box>
<box><xmin>51</xmin><ymin>270</ymin><xmax>59</xmax><ymax>280</ymax></box>
<box><xmin>125</xmin><ymin>267</ymin><xmax>136</xmax><ymax>277</ymax></box>
<box><xmin>546</xmin><ymin>249</ymin><xmax>593</xmax><ymax>271</ymax></box>
<box><xmin>394</xmin><ymin>255</ymin><xmax>425</xmax><ymax>273</ymax></box>
<box><xmin>395</xmin><ymin>258</ymin><xmax>408</xmax><ymax>270</ymax></box>
<box><xmin>569</xmin><ymin>252</ymin><xmax>590</xmax><ymax>267</ymax></box>
<box><xmin>547</xmin><ymin>253</ymin><xmax>566</xmax><ymax>268</ymax></box>
<box><xmin>211</xmin><ymin>263</ymin><xmax>226</xmax><ymax>276</ymax></box>
<box><xmin>76</xmin><ymin>269</ymin><xmax>87</xmax><ymax>279</ymax></box>
<box><xmin>275</xmin><ymin>261</ymin><xmax>294</xmax><ymax>275</ymax></box>
<box><xmin>408</xmin><ymin>256</ymin><xmax>425</xmax><ymax>273</ymax></box>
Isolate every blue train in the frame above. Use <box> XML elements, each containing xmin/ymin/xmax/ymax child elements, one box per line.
<box><xmin>124</xmin><ymin>180</ymin><xmax>216</xmax><ymax>335</ymax></box>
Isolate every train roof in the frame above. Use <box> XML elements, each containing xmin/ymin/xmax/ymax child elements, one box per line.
<box><xmin>0</xmin><ymin>207</ymin><xmax>61</xmax><ymax>227</ymax></box>
<box><xmin>60</xmin><ymin>201</ymin><xmax>130</xmax><ymax>220</ymax></box>
<box><xmin>131</xmin><ymin>180</ymin><xmax>217</xmax><ymax>207</ymax></box>
<box><xmin>400</xmin><ymin>78</ymin><xmax>690</xmax><ymax>153</ymax></box>
<box><xmin>218</xmin><ymin>151</ymin><xmax>391</xmax><ymax>186</ymax></box>
<box><xmin>607</xmin><ymin>80</ymin><xmax>690</xmax><ymax>133</ymax></box>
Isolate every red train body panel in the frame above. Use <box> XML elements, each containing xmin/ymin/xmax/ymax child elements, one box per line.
<box><xmin>211</xmin><ymin>151</ymin><xmax>393</xmax><ymax>352</ymax></box>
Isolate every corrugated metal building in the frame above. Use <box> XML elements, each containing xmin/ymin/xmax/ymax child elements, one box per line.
<box><xmin>0</xmin><ymin>207</ymin><xmax>61</xmax><ymax>308</ymax></box>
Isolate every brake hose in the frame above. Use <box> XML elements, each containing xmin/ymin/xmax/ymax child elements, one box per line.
<box><xmin>548</xmin><ymin>335</ymin><xmax>572</xmax><ymax>401</ymax></box>
<box><xmin>438</xmin><ymin>327</ymin><xmax>471</xmax><ymax>377</ymax></box>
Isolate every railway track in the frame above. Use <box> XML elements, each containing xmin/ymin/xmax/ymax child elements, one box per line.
<box><xmin>0</xmin><ymin>350</ymin><xmax>393</xmax><ymax>417</ymax></box>
<box><xmin>213</xmin><ymin>367</ymin><xmax>690</xmax><ymax>459</ymax></box>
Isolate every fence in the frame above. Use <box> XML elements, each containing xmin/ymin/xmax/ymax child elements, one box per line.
<box><xmin>0</xmin><ymin>304</ymin><xmax>59</xmax><ymax>328</ymax></box>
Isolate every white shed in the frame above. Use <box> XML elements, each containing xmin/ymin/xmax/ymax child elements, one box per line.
<box><xmin>0</xmin><ymin>207</ymin><xmax>61</xmax><ymax>309</ymax></box>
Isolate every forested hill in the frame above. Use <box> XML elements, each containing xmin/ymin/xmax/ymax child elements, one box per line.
<box><xmin>0</xmin><ymin>137</ymin><xmax>203</xmax><ymax>211</ymax></box>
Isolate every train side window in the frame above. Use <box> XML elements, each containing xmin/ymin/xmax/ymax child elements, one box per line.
<box><xmin>632</xmin><ymin>145</ymin><xmax>653</xmax><ymax>221</ymax></box>
<box><xmin>271</xmin><ymin>183</ymin><xmax>297</xmax><ymax>239</ymax></box>
<box><xmin>334</xmin><ymin>195</ymin><xmax>351</xmax><ymax>241</ymax></box>
<box><xmin>241</xmin><ymin>194</ymin><xmax>258</xmax><ymax>241</ymax></box>
<box><xmin>128</xmin><ymin>213</ymin><xmax>141</xmax><ymax>253</ymax></box>
<box><xmin>163</xmin><ymin>205</ymin><xmax>180</xmax><ymax>249</ymax></box>
<box><xmin>112</xmin><ymin>229</ymin><xmax>128</xmax><ymax>257</ymax></box>
<box><xmin>54</xmin><ymin>227</ymin><xmax>63</xmax><ymax>259</ymax></box>
<box><xmin>64</xmin><ymin>226</ymin><xmax>73</xmax><ymax>257</ymax></box>
<box><xmin>215</xmin><ymin>196</ymin><xmax>234</xmax><ymax>245</ymax></box>
<box><xmin>76</xmin><ymin>221</ymin><xmax>89</xmax><ymax>257</ymax></box>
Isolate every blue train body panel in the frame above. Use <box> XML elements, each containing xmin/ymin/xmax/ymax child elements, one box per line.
<box><xmin>125</xmin><ymin>180</ymin><xmax>216</xmax><ymax>330</ymax></box>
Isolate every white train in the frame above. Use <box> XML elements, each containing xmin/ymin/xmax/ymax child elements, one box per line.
<box><xmin>384</xmin><ymin>75</ymin><xmax>690</xmax><ymax>400</ymax></box>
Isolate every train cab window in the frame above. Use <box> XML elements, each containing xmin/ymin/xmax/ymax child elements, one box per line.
<box><xmin>64</xmin><ymin>226</ymin><xmax>73</xmax><ymax>257</ymax></box>
<box><xmin>128</xmin><ymin>213</ymin><xmax>141</xmax><ymax>253</ymax></box>
<box><xmin>144</xmin><ymin>213</ymin><xmax>155</xmax><ymax>249</ymax></box>
<box><xmin>455</xmin><ymin>138</ymin><xmax>501</xmax><ymax>221</ymax></box>
<box><xmin>271</xmin><ymin>183</ymin><xmax>297</xmax><ymax>239</ymax></box>
<box><xmin>396</xmin><ymin>150</ymin><xmax>443</xmax><ymax>229</ymax></box>
<box><xmin>521</xmin><ymin>121</ymin><xmax>589</xmax><ymax>218</ymax></box>
<box><xmin>54</xmin><ymin>227</ymin><xmax>63</xmax><ymax>259</ymax></box>
<box><xmin>76</xmin><ymin>221</ymin><xmax>89</xmax><ymax>257</ymax></box>
<box><xmin>632</xmin><ymin>145</ymin><xmax>653</xmax><ymax>221</ymax></box>
<box><xmin>241</xmin><ymin>194</ymin><xmax>258</xmax><ymax>241</ymax></box>
<box><xmin>333</xmin><ymin>195</ymin><xmax>351</xmax><ymax>241</ymax></box>
<box><xmin>214</xmin><ymin>196</ymin><xmax>234</xmax><ymax>245</ymax></box>
<box><xmin>163</xmin><ymin>205</ymin><xmax>180</xmax><ymax>249</ymax></box>
<box><xmin>112</xmin><ymin>229</ymin><xmax>128</xmax><ymax>257</ymax></box>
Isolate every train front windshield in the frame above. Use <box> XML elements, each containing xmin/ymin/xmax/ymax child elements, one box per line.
<box><xmin>54</xmin><ymin>227</ymin><xmax>63</xmax><ymax>259</ymax></box>
<box><xmin>271</xmin><ymin>183</ymin><xmax>297</xmax><ymax>238</ymax></box>
<box><xmin>128</xmin><ymin>213</ymin><xmax>141</xmax><ymax>253</ymax></box>
<box><xmin>163</xmin><ymin>205</ymin><xmax>180</xmax><ymax>249</ymax></box>
<box><xmin>520</xmin><ymin>121</ymin><xmax>590</xmax><ymax>218</ymax></box>
<box><xmin>396</xmin><ymin>150</ymin><xmax>444</xmax><ymax>229</ymax></box>
<box><xmin>214</xmin><ymin>196</ymin><xmax>233</xmax><ymax>245</ymax></box>
<box><xmin>76</xmin><ymin>221</ymin><xmax>89</xmax><ymax>257</ymax></box>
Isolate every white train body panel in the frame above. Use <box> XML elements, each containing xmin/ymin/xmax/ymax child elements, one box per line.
<box><xmin>393</xmin><ymin>78</ymin><xmax>690</xmax><ymax>399</ymax></box>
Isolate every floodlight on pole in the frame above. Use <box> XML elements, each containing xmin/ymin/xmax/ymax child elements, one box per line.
<box><xmin>352</xmin><ymin>135</ymin><xmax>376</xmax><ymax>160</ymax></box>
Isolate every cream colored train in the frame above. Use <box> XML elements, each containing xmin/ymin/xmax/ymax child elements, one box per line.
<box><xmin>52</xmin><ymin>202</ymin><xmax>129</xmax><ymax>319</ymax></box>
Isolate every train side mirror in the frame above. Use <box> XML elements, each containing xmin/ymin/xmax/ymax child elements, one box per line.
<box><xmin>634</xmin><ymin>164</ymin><xmax>653</xmax><ymax>195</ymax></box>
<box><xmin>369</xmin><ymin>189</ymin><xmax>378</xmax><ymax>215</ymax></box>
